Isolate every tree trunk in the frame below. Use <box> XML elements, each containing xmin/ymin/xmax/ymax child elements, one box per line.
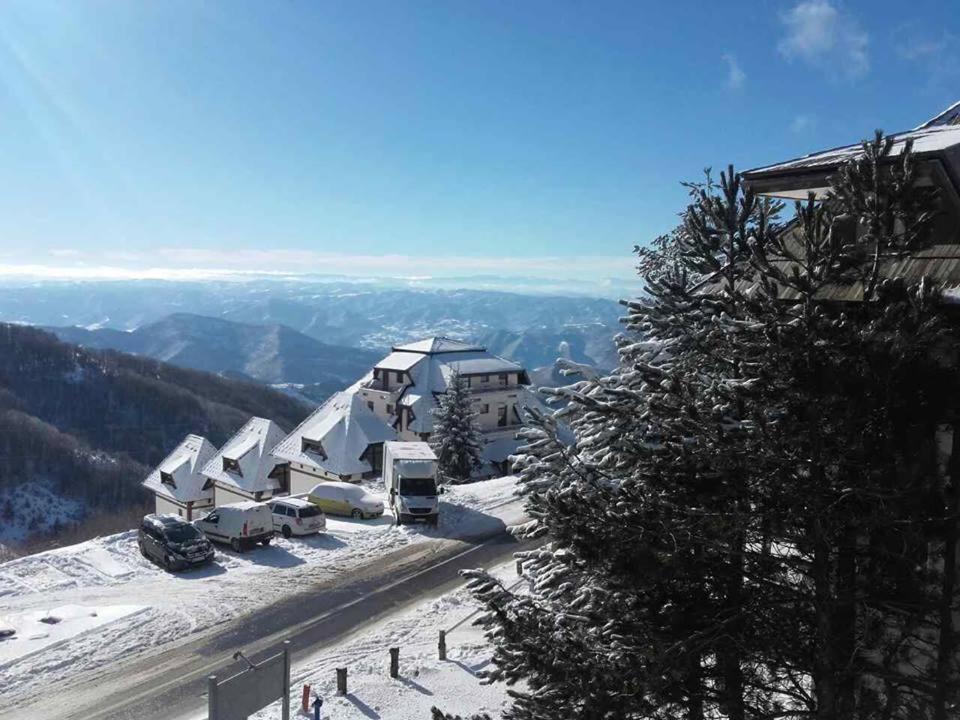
<box><xmin>719</xmin><ymin>531</ymin><xmax>746</xmax><ymax>720</ymax></box>
<box><xmin>935</xmin><ymin>426</ymin><xmax>960</xmax><ymax>720</ymax></box>
<box><xmin>813</xmin><ymin>517</ymin><xmax>837</xmax><ymax>720</ymax></box>
<box><xmin>834</xmin><ymin>525</ymin><xmax>857</xmax><ymax>718</ymax></box>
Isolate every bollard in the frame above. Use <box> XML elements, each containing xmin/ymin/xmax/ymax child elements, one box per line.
<box><xmin>302</xmin><ymin>684</ymin><xmax>311</xmax><ymax>712</ymax></box>
<box><xmin>389</xmin><ymin>647</ymin><xmax>399</xmax><ymax>678</ymax></box>
<box><xmin>516</xmin><ymin>559</ymin><xmax>523</xmax><ymax>575</ymax></box>
<box><xmin>438</xmin><ymin>630</ymin><xmax>447</xmax><ymax>661</ymax></box>
<box><xmin>336</xmin><ymin>667</ymin><xmax>347</xmax><ymax>695</ymax></box>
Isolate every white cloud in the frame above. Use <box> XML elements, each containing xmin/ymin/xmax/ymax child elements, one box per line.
<box><xmin>790</xmin><ymin>113</ymin><xmax>817</xmax><ymax>133</ymax></box>
<box><xmin>722</xmin><ymin>53</ymin><xmax>746</xmax><ymax>91</ymax></box>
<box><xmin>778</xmin><ymin>0</ymin><xmax>869</xmax><ymax>81</ymax></box>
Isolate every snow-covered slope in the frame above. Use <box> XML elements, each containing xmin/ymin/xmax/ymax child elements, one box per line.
<box><xmin>244</xmin><ymin>558</ymin><xmax>523</xmax><ymax>720</ymax></box>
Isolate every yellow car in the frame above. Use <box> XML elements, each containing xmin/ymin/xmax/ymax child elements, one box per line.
<box><xmin>307</xmin><ymin>481</ymin><xmax>385</xmax><ymax>519</ymax></box>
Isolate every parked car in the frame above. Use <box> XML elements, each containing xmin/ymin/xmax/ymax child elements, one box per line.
<box><xmin>138</xmin><ymin>514</ymin><xmax>215</xmax><ymax>571</ymax></box>
<box><xmin>268</xmin><ymin>497</ymin><xmax>326</xmax><ymax>538</ymax></box>
<box><xmin>194</xmin><ymin>501</ymin><xmax>274</xmax><ymax>553</ymax></box>
<box><xmin>307</xmin><ymin>481</ymin><xmax>384</xmax><ymax>519</ymax></box>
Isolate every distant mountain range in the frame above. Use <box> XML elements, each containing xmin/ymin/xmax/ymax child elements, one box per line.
<box><xmin>48</xmin><ymin>313</ymin><xmax>382</xmax><ymax>403</ymax></box>
<box><xmin>0</xmin><ymin>280</ymin><xmax>624</xmax><ymax>374</ymax></box>
<box><xmin>0</xmin><ymin>323</ymin><xmax>311</xmax><ymax>547</ymax></box>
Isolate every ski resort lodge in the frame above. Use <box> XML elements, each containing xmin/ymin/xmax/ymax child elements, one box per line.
<box><xmin>142</xmin><ymin>337</ymin><xmax>543</xmax><ymax>516</ymax></box>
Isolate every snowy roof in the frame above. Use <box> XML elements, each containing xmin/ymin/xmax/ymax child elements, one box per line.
<box><xmin>142</xmin><ymin>434</ymin><xmax>218</xmax><ymax>503</ymax></box>
<box><xmin>201</xmin><ymin>417</ymin><xmax>286</xmax><ymax>494</ymax></box>
<box><xmin>375</xmin><ymin>352</ymin><xmax>425</xmax><ymax>372</ymax></box>
<box><xmin>441</xmin><ymin>352</ymin><xmax>523</xmax><ymax>376</ymax></box>
<box><xmin>743</xmin><ymin>100</ymin><xmax>960</xmax><ymax>199</ymax></box>
<box><xmin>272</xmin><ymin>391</ymin><xmax>396</xmax><ymax>477</ymax></box>
<box><xmin>392</xmin><ymin>337</ymin><xmax>484</xmax><ymax>354</ymax></box>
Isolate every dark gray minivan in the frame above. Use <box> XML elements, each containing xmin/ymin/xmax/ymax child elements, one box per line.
<box><xmin>138</xmin><ymin>514</ymin><xmax>215</xmax><ymax>571</ymax></box>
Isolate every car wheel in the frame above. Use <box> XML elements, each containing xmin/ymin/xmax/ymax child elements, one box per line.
<box><xmin>230</xmin><ymin>538</ymin><xmax>244</xmax><ymax>553</ymax></box>
<box><xmin>261</xmin><ymin>537</ymin><xmax>272</xmax><ymax>546</ymax></box>
<box><xmin>351</xmin><ymin>509</ymin><xmax>362</xmax><ymax>519</ymax></box>
<box><xmin>282</xmin><ymin>525</ymin><xmax>292</xmax><ymax>539</ymax></box>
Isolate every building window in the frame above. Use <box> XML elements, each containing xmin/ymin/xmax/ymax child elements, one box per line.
<box><xmin>160</xmin><ymin>471</ymin><xmax>176</xmax><ymax>488</ymax></box>
<box><xmin>497</xmin><ymin>405</ymin><xmax>508</xmax><ymax>427</ymax></box>
<box><xmin>386</xmin><ymin>404</ymin><xmax>394</xmax><ymax>414</ymax></box>
<box><xmin>367</xmin><ymin>401</ymin><xmax>374</xmax><ymax>412</ymax></box>
<box><xmin>481</xmin><ymin>375</ymin><xmax>489</xmax><ymax>382</ymax></box>
<box><xmin>223</xmin><ymin>457</ymin><xmax>242</xmax><ymax>475</ymax></box>
<box><xmin>481</xmin><ymin>404</ymin><xmax>489</xmax><ymax>414</ymax></box>
<box><xmin>395</xmin><ymin>371</ymin><xmax>404</xmax><ymax>384</ymax></box>
<box><xmin>498</xmin><ymin>373</ymin><xmax>508</xmax><ymax>386</ymax></box>
<box><xmin>302</xmin><ymin>438</ymin><xmax>327</xmax><ymax>459</ymax></box>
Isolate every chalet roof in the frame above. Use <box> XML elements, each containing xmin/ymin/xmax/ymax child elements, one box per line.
<box><xmin>743</xmin><ymin>100</ymin><xmax>960</xmax><ymax>203</ymax></box>
<box><xmin>375</xmin><ymin>351</ymin><xmax>425</xmax><ymax>372</ymax></box>
<box><xmin>201</xmin><ymin>417</ymin><xmax>286</xmax><ymax>494</ymax></box>
<box><xmin>272</xmin><ymin>391</ymin><xmax>396</xmax><ymax>477</ymax></box>
<box><xmin>142</xmin><ymin>434</ymin><xmax>218</xmax><ymax>503</ymax></box>
<box><xmin>392</xmin><ymin>337</ymin><xmax>484</xmax><ymax>354</ymax></box>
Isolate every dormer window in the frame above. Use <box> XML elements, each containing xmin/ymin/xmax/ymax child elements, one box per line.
<box><xmin>223</xmin><ymin>457</ymin><xmax>242</xmax><ymax>475</ymax></box>
<box><xmin>160</xmin><ymin>471</ymin><xmax>176</xmax><ymax>488</ymax></box>
<box><xmin>302</xmin><ymin>438</ymin><xmax>327</xmax><ymax>459</ymax></box>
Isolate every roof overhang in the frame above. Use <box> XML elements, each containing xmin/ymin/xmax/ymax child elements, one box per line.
<box><xmin>743</xmin><ymin>156</ymin><xmax>960</xmax><ymax>219</ymax></box>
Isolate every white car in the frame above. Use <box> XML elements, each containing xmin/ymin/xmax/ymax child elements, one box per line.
<box><xmin>268</xmin><ymin>497</ymin><xmax>326</xmax><ymax>538</ymax></box>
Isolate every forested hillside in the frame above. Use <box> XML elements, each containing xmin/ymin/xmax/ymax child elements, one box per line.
<box><xmin>0</xmin><ymin>324</ymin><xmax>310</xmax><ymax>544</ymax></box>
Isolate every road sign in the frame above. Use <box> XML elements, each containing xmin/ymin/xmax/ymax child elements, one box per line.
<box><xmin>208</xmin><ymin>641</ymin><xmax>291</xmax><ymax>720</ymax></box>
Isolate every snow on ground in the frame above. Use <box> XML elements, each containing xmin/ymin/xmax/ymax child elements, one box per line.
<box><xmin>0</xmin><ymin>482</ymin><xmax>85</xmax><ymax>544</ymax></box>
<box><xmin>0</xmin><ymin>477</ymin><xmax>521</xmax><ymax>706</ymax></box>
<box><xmin>0</xmin><ymin>603</ymin><xmax>147</xmax><ymax>668</ymax></box>
<box><xmin>233</xmin><ymin>559</ymin><xmax>524</xmax><ymax>720</ymax></box>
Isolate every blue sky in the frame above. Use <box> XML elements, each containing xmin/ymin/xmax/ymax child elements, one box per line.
<box><xmin>0</xmin><ymin>0</ymin><xmax>957</xmax><ymax>284</ymax></box>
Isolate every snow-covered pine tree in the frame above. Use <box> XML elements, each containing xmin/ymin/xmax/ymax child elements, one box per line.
<box><xmin>445</xmin><ymin>135</ymin><xmax>960</xmax><ymax>720</ymax></box>
<box><xmin>431</xmin><ymin>371</ymin><xmax>484</xmax><ymax>483</ymax></box>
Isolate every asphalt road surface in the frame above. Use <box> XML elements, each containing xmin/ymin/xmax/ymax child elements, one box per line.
<box><xmin>2</xmin><ymin>524</ymin><xmax>531</xmax><ymax>720</ymax></box>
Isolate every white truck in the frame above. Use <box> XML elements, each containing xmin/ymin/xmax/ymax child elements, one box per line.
<box><xmin>383</xmin><ymin>441</ymin><xmax>442</xmax><ymax>526</ymax></box>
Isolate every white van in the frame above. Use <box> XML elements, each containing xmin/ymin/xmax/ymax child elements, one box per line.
<box><xmin>383</xmin><ymin>442</ymin><xmax>441</xmax><ymax>526</ymax></box>
<box><xmin>194</xmin><ymin>501</ymin><xmax>275</xmax><ymax>553</ymax></box>
<box><xmin>307</xmin><ymin>481</ymin><xmax>384</xmax><ymax>519</ymax></box>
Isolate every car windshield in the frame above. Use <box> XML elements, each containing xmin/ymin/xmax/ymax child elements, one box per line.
<box><xmin>164</xmin><ymin>524</ymin><xmax>202</xmax><ymax>543</ymax></box>
<box><xmin>399</xmin><ymin>476</ymin><xmax>437</xmax><ymax>496</ymax></box>
<box><xmin>299</xmin><ymin>505</ymin><xmax>322</xmax><ymax>518</ymax></box>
